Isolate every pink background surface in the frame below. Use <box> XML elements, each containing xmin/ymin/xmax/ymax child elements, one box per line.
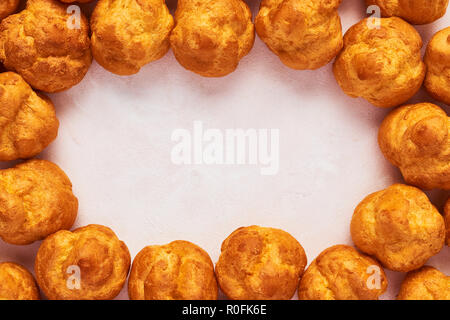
<box><xmin>0</xmin><ymin>0</ymin><xmax>449</xmax><ymax>300</ymax></box>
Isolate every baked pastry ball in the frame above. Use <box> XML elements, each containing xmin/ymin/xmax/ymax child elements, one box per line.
<box><xmin>298</xmin><ymin>245</ymin><xmax>388</xmax><ymax>300</ymax></box>
<box><xmin>366</xmin><ymin>0</ymin><xmax>449</xmax><ymax>25</ymax></box>
<box><xmin>0</xmin><ymin>72</ymin><xmax>58</xmax><ymax>161</ymax></box>
<box><xmin>91</xmin><ymin>0</ymin><xmax>174</xmax><ymax>76</ymax></box>
<box><xmin>255</xmin><ymin>0</ymin><xmax>343</xmax><ymax>70</ymax></box>
<box><xmin>424</xmin><ymin>27</ymin><xmax>450</xmax><ymax>105</ymax></box>
<box><xmin>0</xmin><ymin>0</ymin><xmax>19</xmax><ymax>20</ymax></box>
<box><xmin>378</xmin><ymin>103</ymin><xmax>450</xmax><ymax>190</ymax></box>
<box><xmin>0</xmin><ymin>262</ymin><xmax>40</xmax><ymax>300</ymax></box>
<box><xmin>215</xmin><ymin>226</ymin><xmax>307</xmax><ymax>300</ymax></box>
<box><xmin>170</xmin><ymin>0</ymin><xmax>254</xmax><ymax>77</ymax></box>
<box><xmin>333</xmin><ymin>17</ymin><xmax>425</xmax><ymax>108</ymax></box>
<box><xmin>35</xmin><ymin>224</ymin><xmax>131</xmax><ymax>300</ymax></box>
<box><xmin>0</xmin><ymin>0</ymin><xmax>92</xmax><ymax>92</ymax></box>
<box><xmin>351</xmin><ymin>184</ymin><xmax>445</xmax><ymax>272</ymax></box>
<box><xmin>397</xmin><ymin>266</ymin><xmax>450</xmax><ymax>300</ymax></box>
<box><xmin>0</xmin><ymin>160</ymin><xmax>78</xmax><ymax>245</ymax></box>
<box><xmin>445</xmin><ymin>198</ymin><xmax>450</xmax><ymax>246</ymax></box>
<box><xmin>128</xmin><ymin>240</ymin><xmax>218</xmax><ymax>300</ymax></box>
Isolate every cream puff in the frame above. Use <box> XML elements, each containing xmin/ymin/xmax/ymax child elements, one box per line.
<box><xmin>351</xmin><ymin>184</ymin><xmax>445</xmax><ymax>272</ymax></box>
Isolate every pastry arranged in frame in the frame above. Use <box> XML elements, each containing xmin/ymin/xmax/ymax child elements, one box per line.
<box><xmin>91</xmin><ymin>0</ymin><xmax>174</xmax><ymax>75</ymax></box>
<box><xmin>424</xmin><ymin>27</ymin><xmax>450</xmax><ymax>105</ymax></box>
<box><xmin>170</xmin><ymin>0</ymin><xmax>255</xmax><ymax>77</ymax></box>
<box><xmin>351</xmin><ymin>184</ymin><xmax>445</xmax><ymax>272</ymax></box>
<box><xmin>333</xmin><ymin>17</ymin><xmax>425</xmax><ymax>108</ymax></box>
<box><xmin>0</xmin><ymin>262</ymin><xmax>40</xmax><ymax>300</ymax></box>
<box><xmin>397</xmin><ymin>266</ymin><xmax>450</xmax><ymax>300</ymax></box>
<box><xmin>0</xmin><ymin>0</ymin><xmax>92</xmax><ymax>92</ymax></box>
<box><xmin>298</xmin><ymin>245</ymin><xmax>388</xmax><ymax>300</ymax></box>
<box><xmin>366</xmin><ymin>0</ymin><xmax>449</xmax><ymax>25</ymax></box>
<box><xmin>215</xmin><ymin>226</ymin><xmax>307</xmax><ymax>300</ymax></box>
<box><xmin>35</xmin><ymin>224</ymin><xmax>131</xmax><ymax>300</ymax></box>
<box><xmin>378</xmin><ymin>103</ymin><xmax>450</xmax><ymax>190</ymax></box>
<box><xmin>129</xmin><ymin>240</ymin><xmax>218</xmax><ymax>300</ymax></box>
<box><xmin>0</xmin><ymin>72</ymin><xmax>59</xmax><ymax>161</ymax></box>
<box><xmin>0</xmin><ymin>160</ymin><xmax>78</xmax><ymax>245</ymax></box>
<box><xmin>256</xmin><ymin>0</ymin><xmax>343</xmax><ymax>70</ymax></box>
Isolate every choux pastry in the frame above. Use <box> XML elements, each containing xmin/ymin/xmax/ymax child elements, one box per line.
<box><xmin>366</xmin><ymin>0</ymin><xmax>449</xmax><ymax>25</ymax></box>
<box><xmin>0</xmin><ymin>72</ymin><xmax>58</xmax><ymax>161</ymax></box>
<box><xmin>170</xmin><ymin>0</ymin><xmax>255</xmax><ymax>77</ymax></box>
<box><xmin>0</xmin><ymin>0</ymin><xmax>92</xmax><ymax>92</ymax></box>
<box><xmin>0</xmin><ymin>159</ymin><xmax>78</xmax><ymax>245</ymax></box>
<box><xmin>351</xmin><ymin>184</ymin><xmax>445</xmax><ymax>272</ymax></box>
<box><xmin>0</xmin><ymin>262</ymin><xmax>39</xmax><ymax>300</ymax></box>
<box><xmin>128</xmin><ymin>240</ymin><xmax>218</xmax><ymax>300</ymax></box>
<box><xmin>424</xmin><ymin>27</ymin><xmax>450</xmax><ymax>105</ymax></box>
<box><xmin>298</xmin><ymin>245</ymin><xmax>388</xmax><ymax>300</ymax></box>
<box><xmin>0</xmin><ymin>0</ymin><xmax>19</xmax><ymax>20</ymax></box>
<box><xmin>35</xmin><ymin>224</ymin><xmax>131</xmax><ymax>300</ymax></box>
<box><xmin>255</xmin><ymin>0</ymin><xmax>343</xmax><ymax>70</ymax></box>
<box><xmin>378</xmin><ymin>103</ymin><xmax>450</xmax><ymax>190</ymax></box>
<box><xmin>445</xmin><ymin>198</ymin><xmax>450</xmax><ymax>246</ymax></box>
<box><xmin>215</xmin><ymin>226</ymin><xmax>307</xmax><ymax>300</ymax></box>
<box><xmin>333</xmin><ymin>17</ymin><xmax>425</xmax><ymax>108</ymax></box>
<box><xmin>397</xmin><ymin>266</ymin><xmax>450</xmax><ymax>300</ymax></box>
<box><xmin>91</xmin><ymin>0</ymin><xmax>174</xmax><ymax>76</ymax></box>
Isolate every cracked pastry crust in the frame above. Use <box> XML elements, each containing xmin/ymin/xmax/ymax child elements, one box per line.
<box><xmin>215</xmin><ymin>226</ymin><xmax>307</xmax><ymax>300</ymax></box>
<box><xmin>35</xmin><ymin>224</ymin><xmax>131</xmax><ymax>300</ymax></box>
<box><xmin>91</xmin><ymin>0</ymin><xmax>174</xmax><ymax>76</ymax></box>
<box><xmin>366</xmin><ymin>0</ymin><xmax>449</xmax><ymax>25</ymax></box>
<box><xmin>298</xmin><ymin>245</ymin><xmax>388</xmax><ymax>300</ymax></box>
<box><xmin>255</xmin><ymin>0</ymin><xmax>343</xmax><ymax>70</ymax></box>
<box><xmin>351</xmin><ymin>184</ymin><xmax>445</xmax><ymax>272</ymax></box>
<box><xmin>424</xmin><ymin>27</ymin><xmax>450</xmax><ymax>105</ymax></box>
<box><xmin>0</xmin><ymin>72</ymin><xmax>58</xmax><ymax>161</ymax></box>
<box><xmin>0</xmin><ymin>0</ymin><xmax>19</xmax><ymax>20</ymax></box>
<box><xmin>0</xmin><ymin>0</ymin><xmax>92</xmax><ymax>93</ymax></box>
<box><xmin>397</xmin><ymin>266</ymin><xmax>450</xmax><ymax>300</ymax></box>
<box><xmin>378</xmin><ymin>103</ymin><xmax>450</xmax><ymax>190</ymax></box>
<box><xmin>0</xmin><ymin>159</ymin><xmax>78</xmax><ymax>245</ymax></box>
<box><xmin>333</xmin><ymin>17</ymin><xmax>425</xmax><ymax>108</ymax></box>
<box><xmin>0</xmin><ymin>262</ymin><xmax>40</xmax><ymax>300</ymax></box>
<box><xmin>128</xmin><ymin>240</ymin><xmax>218</xmax><ymax>300</ymax></box>
<box><xmin>170</xmin><ymin>0</ymin><xmax>255</xmax><ymax>77</ymax></box>
<box><xmin>445</xmin><ymin>198</ymin><xmax>450</xmax><ymax>246</ymax></box>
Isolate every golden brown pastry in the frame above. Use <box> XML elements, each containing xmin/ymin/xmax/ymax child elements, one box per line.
<box><xmin>351</xmin><ymin>184</ymin><xmax>445</xmax><ymax>272</ymax></box>
<box><xmin>91</xmin><ymin>0</ymin><xmax>174</xmax><ymax>76</ymax></box>
<box><xmin>35</xmin><ymin>224</ymin><xmax>131</xmax><ymax>300</ymax></box>
<box><xmin>445</xmin><ymin>198</ymin><xmax>450</xmax><ymax>246</ymax></box>
<box><xmin>0</xmin><ymin>0</ymin><xmax>19</xmax><ymax>20</ymax></box>
<box><xmin>424</xmin><ymin>27</ymin><xmax>450</xmax><ymax>105</ymax></box>
<box><xmin>0</xmin><ymin>262</ymin><xmax>39</xmax><ymax>300</ymax></box>
<box><xmin>255</xmin><ymin>0</ymin><xmax>343</xmax><ymax>70</ymax></box>
<box><xmin>215</xmin><ymin>226</ymin><xmax>307</xmax><ymax>300</ymax></box>
<box><xmin>366</xmin><ymin>0</ymin><xmax>449</xmax><ymax>25</ymax></box>
<box><xmin>298</xmin><ymin>245</ymin><xmax>388</xmax><ymax>300</ymax></box>
<box><xmin>333</xmin><ymin>17</ymin><xmax>425</xmax><ymax>108</ymax></box>
<box><xmin>397</xmin><ymin>266</ymin><xmax>450</xmax><ymax>300</ymax></box>
<box><xmin>378</xmin><ymin>103</ymin><xmax>450</xmax><ymax>190</ymax></box>
<box><xmin>0</xmin><ymin>72</ymin><xmax>58</xmax><ymax>161</ymax></box>
<box><xmin>170</xmin><ymin>0</ymin><xmax>254</xmax><ymax>77</ymax></box>
<box><xmin>0</xmin><ymin>160</ymin><xmax>78</xmax><ymax>245</ymax></box>
<box><xmin>128</xmin><ymin>240</ymin><xmax>217</xmax><ymax>300</ymax></box>
<box><xmin>0</xmin><ymin>0</ymin><xmax>92</xmax><ymax>92</ymax></box>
